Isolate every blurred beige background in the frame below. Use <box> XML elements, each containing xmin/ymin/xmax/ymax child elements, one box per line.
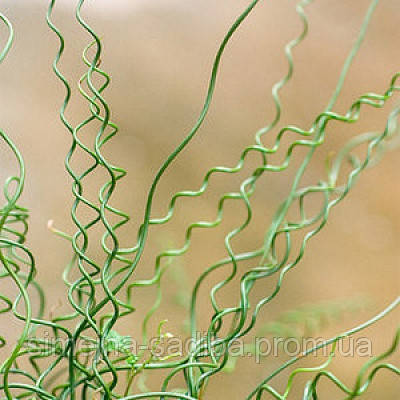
<box><xmin>0</xmin><ymin>0</ymin><xmax>399</xmax><ymax>398</ymax></box>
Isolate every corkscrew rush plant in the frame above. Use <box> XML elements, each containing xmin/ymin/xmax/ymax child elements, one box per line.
<box><xmin>0</xmin><ymin>0</ymin><xmax>399</xmax><ymax>399</ymax></box>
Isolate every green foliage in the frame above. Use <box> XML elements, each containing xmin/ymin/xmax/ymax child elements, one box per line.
<box><xmin>0</xmin><ymin>0</ymin><xmax>398</xmax><ymax>399</ymax></box>
<box><xmin>222</xmin><ymin>297</ymin><xmax>370</xmax><ymax>373</ymax></box>
<box><xmin>258</xmin><ymin>297</ymin><xmax>370</xmax><ymax>339</ymax></box>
